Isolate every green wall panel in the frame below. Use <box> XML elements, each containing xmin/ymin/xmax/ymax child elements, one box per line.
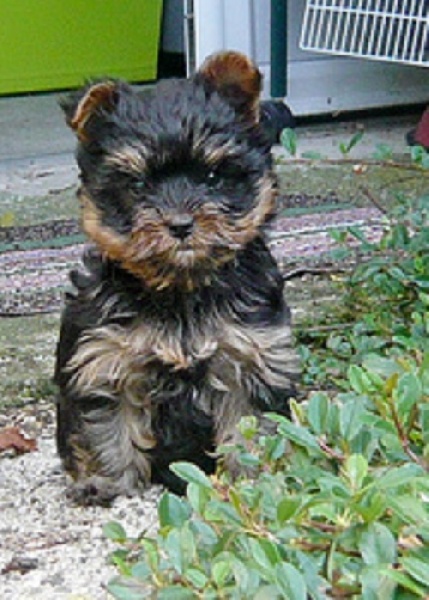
<box><xmin>0</xmin><ymin>1</ymin><xmax>162</xmax><ymax>94</ymax></box>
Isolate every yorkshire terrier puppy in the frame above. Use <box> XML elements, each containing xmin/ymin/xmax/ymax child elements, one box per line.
<box><xmin>54</xmin><ymin>51</ymin><xmax>300</xmax><ymax>504</ymax></box>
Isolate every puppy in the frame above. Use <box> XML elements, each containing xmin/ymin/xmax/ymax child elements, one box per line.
<box><xmin>54</xmin><ymin>51</ymin><xmax>300</xmax><ymax>504</ymax></box>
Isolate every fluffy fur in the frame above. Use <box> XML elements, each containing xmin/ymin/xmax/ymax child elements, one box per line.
<box><xmin>54</xmin><ymin>51</ymin><xmax>300</xmax><ymax>503</ymax></box>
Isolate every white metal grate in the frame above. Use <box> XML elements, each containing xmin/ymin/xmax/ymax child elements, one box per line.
<box><xmin>300</xmin><ymin>0</ymin><xmax>429</xmax><ymax>67</ymax></box>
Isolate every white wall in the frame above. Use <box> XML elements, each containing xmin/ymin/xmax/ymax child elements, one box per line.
<box><xmin>192</xmin><ymin>0</ymin><xmax>428</xmax><ymax>115</ymax></box>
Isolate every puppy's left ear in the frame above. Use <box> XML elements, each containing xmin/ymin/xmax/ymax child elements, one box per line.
<box><xmin>60</xmin><ymin>80</ymin><xmax>119</xmax><ymax>143</ymax></box>
<box><xmin>195</xmin><ymin>51</ymin><xmax>262</xmax><ymax>122</ymax></box>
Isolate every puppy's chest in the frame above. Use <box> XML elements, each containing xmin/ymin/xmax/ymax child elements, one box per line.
<box><xmin>70</xmin><ymin>309</ymin><xmax>267</xmax><ymax>400</ymax></box>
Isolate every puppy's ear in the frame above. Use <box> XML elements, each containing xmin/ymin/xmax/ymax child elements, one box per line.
<box><xmin>59</xmin><ymin>80</ymin><xmax>119</xmax><ymax>142</ymax></box>
<box><xmin>195</xmin><ymin>51</ymin><xmax>262</xmax><ymax>122</ymax></box>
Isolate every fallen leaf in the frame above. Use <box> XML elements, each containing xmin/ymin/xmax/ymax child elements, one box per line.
<box><xmin>0</xmin><ymin>427</ymin><xmax>37</xmax><ymax>454</ymax></box>
<box><xmin>1</xmin><ymin>556</ymin><xmax>39</xmax><ymax>575</ymax></box>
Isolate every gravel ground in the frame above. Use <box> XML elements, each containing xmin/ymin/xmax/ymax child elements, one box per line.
<box><xmin>0</xmin><ymin>403</ymin><xmax>163</xmax><ymax>600</ymax></box>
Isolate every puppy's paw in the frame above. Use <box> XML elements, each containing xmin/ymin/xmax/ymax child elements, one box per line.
<box><xmin>66</xmin><ymin>476</ymin><xmax>136</xmax><ymax>506</ymax></box>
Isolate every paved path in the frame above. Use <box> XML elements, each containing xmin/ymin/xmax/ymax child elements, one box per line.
<box><xmin>0</xmin><ymin>92</ymin><xmax>75</xmax><ymax>197</ymax></box>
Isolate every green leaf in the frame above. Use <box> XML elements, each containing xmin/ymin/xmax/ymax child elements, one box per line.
<box><xmin>231</xmin><ymin>556</ymin><xmax>260</xmax><ymax>594</ymax></box>
<box><xmin>159</xmin><ymin>492</ymin><xmax>191</xmax><ymax>528</ymax></box>
<box><xmin>264</xmin><ymin>435</ymin><xmax>286</xmax><ymax>461</ymax></box>
<box><xmin>362</xmin><ymin>354</ymin><xmax>400</xmax><ymax>378</ymax></box>
<box><xmin>238</xmin><ymin>415</ymin><xmax>259</xmax><ymax>439</ymax></box>
<box><xmin>212</xmin><ymin>561</ymin><xmax>232</xmax><ymax>587</ymax></box>
<box><xmin>348</xmin><ymin>364</ymin><xmax>373</xmax><ymax>394</ymax></box>
<box><xmin>339</xmin><ymin>398</ymin><xmax>365</xmax><ymax>441</ymax></box>
<box><xmin>339</xmin><ymin>130</ymin><xmax>364</xmax><ymax>155</ymax></box>
<box><xmin>189</xmin><ymin>519</ymin><xmax>218</xmax><ymax>547</ymax></box>
<box><xmin>410</xmin><ymin>145</ymin><xmax>426</xmax><ymax>163</ymax></box>
<box><xmin>184</xmin><ymin>567</ymin><xmax>208</xmax><ymax>589</ymax></box>
<box><xmin>228</xmin><ymin>488</ymin><xmax>245</xmax><ymax>516</ymax></box>
<box><xmin>347</xmin><ymin>225</ymin><xmax>370</xmax><ymax>245</ymax></box>
<box><xmin>421</xmin><ymin>153</ymin><xmax>429</xmax><ymax>169</ymax></box>
<box><xmin>164</xmin><ymin>529</ymin><xmax>185</xmax><ymax>575</ymax></box>
<box><xmin>110</xmin><ymin>550</ymin><xmax>133</xmax><ymax>576</ymax></box>
<box><xmin>420</xmin><ymin>405</ymin><xmax>429</xmax><ymax>444</ymax></box>
<box><xmin>387</xmin><ymin>223</ymin><xmax>410</xmax><ymax>248</ymax></box>
<box><xmin>170</xmin><ymin>462</ymin><xmax>213</xmax><ymax>490</ymax></box>
<box><xmin>359</xmin><ymin>522</ymin><xmax>397</xmax><ymax>565</ymax></box>
<box><xmin>131</xmin><ymin>561</ymin><xmax>152</xmax><ymax>581</ymax></box>
<box><xmin>343</xmin><ymin>454</ymin><xmax>368</xmax><ymax>491</ymax></box>
<box><xmin>272</xmin><ymin>416</ymin><xmax>323</xmax><ymax>454</ymax></box>
<box><xmin>419</xmin><ymin>291</ymin><xmax>429</xmax><ymax>307</ymax></box>
<box><xmin>329</xmin><ymin>228</ymin><xmax>348</xmax><ymax>243</ymax></box>
<box><xmin>238</xmin><ymin>451</ymin><xmax>261</xmax><ymax>468</ymax></box>
<box><xmin>107</xmin><ymin>576</ymin><xmax>151</xmax><ymax>600</ymax></box>
<box><xmin>394</xmin><ymin>372</ymin><xmax>422</xmax><ymax>420</ymax></box>
<box><xmin>372</xmin><ymin>142</ymin><xmax>394</xmax><ymax>161</ymax></box>
<box><xmin>251</xmin><ymin>538</ymin><xmax>282</xmax><ymax>571</ymax></box>
<box><xmin>354</xmin><ymin>490</ymin><xmax>386</xmax><ymax>523</ymax></box>
<box><xmin>103</xmin><ymin>521</ymin><xmax>127</xmax><ymax>542</ymax></box>
<box><xmin>386</xmin><ymin>495</ymin><xmax>429</xmax><ymax>526</ymax></box>
<box><xmin>280</xmin><ymin>128</ymin><xmax>297</xmax><ymax>156</ymax></box>
<box><xmin>275</xmin><ymin>563</ymin><xmax>307</xmax><ymax>600</ymax></box>
<box><xmin>158</xmin><ymin>587</ymin><xmax>195</xmax><ymax>600</ymax></box>
<box><xmin>415</xmin><ymin>276</ymin><xmax>429</xmax><ymax>290</ymax></box>
<box><xmin>307</xmin><ymin>392</ymin><xmax>329</xmax><ymax>434</ymax></box>
<box><xmin>140</xmin><ymin>539</ymin><xmax>160</xmax><ymax>572</ymax></box>
<box><xmin>360</xmin><ymin>566</ymin><xmax>396</xmax><ymax>600</ymax></box>
<box><xmin>376</xmin><ymin>464</ymin><xmax>424</xmax><ymax>490</ymax></box>
<box><xmin>387</xmin><ymin>265</ymin><xmax>407</xmax><ymax>281</ymax></box>
<box><xmin>360</xmin><ymin>414</ymin><xmax>395</xmax><ymax>436</ymax></box>
<box><xmin>254</xmin><ymin>585</ymin><xmax>283</xmax><ymax>599</ymax></box>
<box><xmin>382</xmin><ymin>568</ymin><xmax>427</xmax><ymax>597</ymax></box>
<box><xmin>350</xmin><ymin>428</ymin><xmax>378</xmax><ymax>459</ymax></box>
<box><xmin>204</xmin><ymin>500</ymin><xmax>243</xmax><ymax>525</ymax></box>
<box><xmin>318</xmin><ymin>473</ymin><xmax>350</xmax><ymax>498</ymax></box>
<box><xmin>164</xmin><ymin>527</ymin><xmax>196</xmax><ymax>575</ymax></box>
<box><xmin>294</xmin><ymin>551</ymin><xmax>328</xmax><ymax>600</ymax></box>
<box><xmin>348</xmin><ymin>130</ymin><xmax>364</xmax><ymax>150</ymax></box>
<box><xmin>186</xmin><ymin>482</ymin><xmax>211</xmax><ymax>514</ymax></box>
<box><xmin>277</xmin><ymin>497</ymin><xmax>301</xmax><ymax>523</ymax></box>
<box><xmin>401</xmin><ymin>557</ymin><xmax>429</xmax><ymax>586</ymax></box>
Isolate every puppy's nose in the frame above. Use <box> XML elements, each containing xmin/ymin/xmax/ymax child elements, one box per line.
<box><xmin>168</xmin><ymin>214</ymin><xmax>194</xmax><ymax>240</ymax></box>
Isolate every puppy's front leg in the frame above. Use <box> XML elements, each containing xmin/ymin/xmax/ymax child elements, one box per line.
<box><xmin>57</xmin><ymin>389</ymin><xmax>154</xmax><ymax>505</ymax></box>
<box><xmin>211</xmin><ymin>319</ymin><xmax>300</xmax><ymax>479</ymax></box>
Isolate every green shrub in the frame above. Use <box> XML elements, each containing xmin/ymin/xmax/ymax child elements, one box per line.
<box><xmin>299</xmin><ymin>195</ymin><xmax>429</xmax><ymax>390</ymax></box>
<box><xmin>105</xmin><ymin>197</ymin><xmax>429</xmax><ymax>599</ymax></box>
<box><xmin>106</xmin><ymin>358</ymin><xmax>429</xmax><ymax>598</ymax></box>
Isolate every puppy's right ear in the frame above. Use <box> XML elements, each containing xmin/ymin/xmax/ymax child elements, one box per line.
<box><xmin>194</xmin><ymin>51</ymin><xmax>262</xmax><ymax>123</ymax></box>
<box><xmin>59</xmin><ymin>80</ymin><xmax>119</xmax><ymax>143</ymax></box>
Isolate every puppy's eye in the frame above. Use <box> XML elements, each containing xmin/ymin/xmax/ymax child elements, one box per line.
<box><xmin>206</xmin><ymin>170</ymin><xmax>222</xmax><ymax>188</ymax></box>
<box><xmin>131</xmin><ymin>179</ymin><xmax>146</xmax><ymax>193</ymax></box>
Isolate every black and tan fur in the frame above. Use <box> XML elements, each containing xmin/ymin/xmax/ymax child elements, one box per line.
<box><xmin>54</xmin><ymin>51</ymin><xmax>300</xmax><ymax>503</ymax></box>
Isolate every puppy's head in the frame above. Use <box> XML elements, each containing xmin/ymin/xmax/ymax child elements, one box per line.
<box><xmin>62</xmin><ymin>51</ymin><xmax>276</xmax><ymax>291</ymax></box>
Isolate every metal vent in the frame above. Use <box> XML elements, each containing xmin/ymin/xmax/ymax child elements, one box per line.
<box><xmin>300</xmin><ymin>1</ymin><xmax>429</xmax><ymax>67</ymax></box>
